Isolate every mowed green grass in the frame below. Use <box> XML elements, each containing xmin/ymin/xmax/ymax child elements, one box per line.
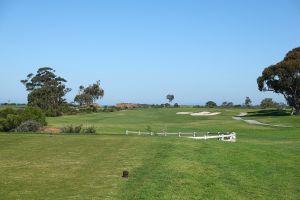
<box><xmin>1</xmin><ymin>108</ymin><xmax>300</xmax><ymax>199</ymax></box>
<box><xmin>47</xmin><ymin>108</ymin><xmax>269</xmax><ymax>134</ymax></box>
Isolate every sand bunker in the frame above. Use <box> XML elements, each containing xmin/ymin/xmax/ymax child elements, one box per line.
<box><xmin>190</xmin><ymin>112</ymin><xmax>221</xmax><ymax>116</ymax></box>
<box><xmin>176</xmin><ymin>112</ymin><xmax>193</xmax><ymax>115</ymax></box>
<box><xmin>176</xmin><ymin>111</ymin><xmax>221</xmax><ymax>116</ymax></box>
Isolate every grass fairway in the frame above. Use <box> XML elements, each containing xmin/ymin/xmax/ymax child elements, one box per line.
<box><xmin>1</xmin><ymin>108</ymin><xmax>300</xmax><ymax>199</ymax></box>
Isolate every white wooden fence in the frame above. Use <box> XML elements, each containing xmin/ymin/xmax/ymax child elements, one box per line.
<box><xmin>125</xmin><ymin>130</ymin><xmax>236</xmax><ymax>142</ymax></box>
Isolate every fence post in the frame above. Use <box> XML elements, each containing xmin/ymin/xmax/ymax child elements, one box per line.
<box><xmin>139</xmin><ymin>131</ymin><xmax>140</xmax><ymax>135</ymax></box>
<box><xmin>165</xmin><ymin>132</ymin><xmax>167</xmax><ymax>136</ymax></box>
<box><xmin>193</xmin><ymin>132</ymin><xmax>196</xmax><ymax>137</ymax></box>
<box><xmin>179</xmin><ymin>132</ymin><xmax>181</xmax><ymax>137</ymax></box>
<box><xmin>126</xmin><ymin>130</ymin><xmax>128</xmax><ymax>135</ymax></box>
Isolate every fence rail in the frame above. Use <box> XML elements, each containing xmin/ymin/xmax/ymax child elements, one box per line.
<box><xmin>125</xmin><ymin>130</ymin><xmax>236</xmax><ymax>142</ymax></box>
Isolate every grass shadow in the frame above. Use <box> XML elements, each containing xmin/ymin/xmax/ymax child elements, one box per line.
<box><xmin>246</xmin><ymin>109</ymin><xmax>291</xmax><ymax>117</ymax></box>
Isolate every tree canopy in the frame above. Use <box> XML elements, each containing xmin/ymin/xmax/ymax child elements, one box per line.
<box><xmin>166</xmin><ymin>94</ymin><xmax>175</xmax><ymax>103</ymax></box>
<box><xmin>257</xmin><ymin>47</ymin><xmax>300</xmax><ymax>115</ymax></box>
<box><xmin>74</xmin><ymin>81</ymin><xmax>104</xmax><ymax>106</ymax></box>
<box><xmin>206</xmin><ymin>101</ymin><xmax>217</xmax><ymax>108</ymax></box>
<box><xmin>244</xmin><ymin>97</ymin><xmax>252</xmax><ymax>107</ymax></box>
<box><xmin>20</xmin><ymin>67</ymin><xmax>71</xmax><ymax>116</ymax></box>
<box><xmin>221</xmin><ymin>101</ymin><xmax>234</xmax><ymax>107</ymax></box>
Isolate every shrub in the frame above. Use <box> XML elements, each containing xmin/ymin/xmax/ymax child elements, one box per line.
<box><xmin>0</xmin><ymin>108</ymin><xmax>17</xmax><ymax>118</ymax></box>
<box><xmin>174</xmin><ymin>103</ymin><xmax>180</xmax><ymax>108</ymax></box>
<box><xmin>6</xmin><ymin>114</ymin><xmax>22</xmax><ymax>131</ymax></box>
<box><xmin>61</xmin><ymin>124</ymin><xmax>82</xmax><ymax>133</ymax></box>
<box><xmin>61</xmin><ymin>105</ymin><xmax>79</xmax><ymax>115</ymax></box>
<box><xmin>0</xmin><ymin>106</ymin><xmax>46</xmax><ymax>132</ymax></box>
<box><xmin>45</xmin><ymin>108</ymin><xmax>62</xmax><ymax>117</ymax></box>
<box><xmin>82</xmin><ymin>126</ymin><xmax>96</xmax><ymax>134</ymax></box>
<box><xmin>0</xmin><ymin>118</ymin><xmax>8</xmax><ymax>131</ymax></box>
<box><xmin>102</xmin><ymin>106</ymin><xmax>120</xmax><ymax>112</ymax></box>
<box><xmin>15</xmin><ymin>120</ymin><xmax>42</xmax><ymax>132</ymax></box>
<box><xmin>260</xmin><ymin>98</ymin><xmax>279</xmax><ymax>109</ymax></box>
<box><xmin>21</xmin><ymin>106</ymin><xmax>47</xmax><ymax>126</ymax></box>
<box><xmin>193</xmin><ymin>105</ymin><xmax>201</xmax><ymax>108</ymax></box>
<box><xmin>61</xmin><ymin>125</ymin><xmax>95</xmax><ymax>134</ymax></box>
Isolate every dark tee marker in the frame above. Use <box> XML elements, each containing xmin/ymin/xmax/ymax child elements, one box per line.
<box><xmin>122</xmin><ymin>170</ymin><xmax>129</xmax><ymax>178</ymax></box>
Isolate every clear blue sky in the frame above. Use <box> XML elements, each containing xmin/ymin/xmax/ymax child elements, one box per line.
<box><xmin>0</xmin><ymin>0</ymin><xmax>300</xmax><ymax>105</ymax></box>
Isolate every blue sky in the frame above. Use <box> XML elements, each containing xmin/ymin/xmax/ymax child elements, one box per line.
<box><xmin>0</xmin><ymin>0</ymin><xmax>300</xmax><ymax>105</ymax></box>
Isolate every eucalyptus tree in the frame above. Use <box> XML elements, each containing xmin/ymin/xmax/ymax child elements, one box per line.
<box><xmin>257</xmin><ymin>47</ymin><xmax>300</xmax><ymax>115</ymax></box>
<box><xmin>21</xmin><ymin>67</ymin><xmax>71</xmax><ymax>116</ymax></box>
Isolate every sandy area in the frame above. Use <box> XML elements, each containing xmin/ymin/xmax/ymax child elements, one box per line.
<box><xmin>176</xmin><ymin>112</ymin><xmax>193</xmax><ymax>115</ymax></box>
<box><xmin>41</xmin><ymin>127</ymin><xmax>61</xmax><ymax>134</ymax></box>
<box><xmin>176</xmin><ymin>111</ymin><xmax>221</xmax><ymax>116</ymax></box>
<box><xmin>235</xmin><ymin>112</ymin><xmax>248</xmax><ymax>117</ymax></box>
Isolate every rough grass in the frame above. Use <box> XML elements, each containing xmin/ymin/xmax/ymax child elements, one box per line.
<box><xmin>1</xmin><ymin>108</ymin><xmax>300</xmax><ymax>199</ymax></box>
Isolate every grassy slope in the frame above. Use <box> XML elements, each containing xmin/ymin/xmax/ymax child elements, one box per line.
<box><xmin>1</xmin><ymin>108</ymin><xmax>300</xmax><ymax>199</ymax></box>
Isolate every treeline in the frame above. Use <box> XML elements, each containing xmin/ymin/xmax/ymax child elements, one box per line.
<box><xmin>0</xmin><ymin>103</ymin><xmax>26</xmax><ymax>106</ymax></box>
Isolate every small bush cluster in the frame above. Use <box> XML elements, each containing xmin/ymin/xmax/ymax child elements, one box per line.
<box><xmin>61</xmin><ymin>124</ymin><xmax>82</xmax><ymax>133</ymax></box>
<box><xmin>15</xmin><ymin>120</ymin><xmax>43</xmax><ymax>132</ymax></box>
<box><xmin>61</xmin><ymin>125</ymin><xmax>96</xmax><ymax>134</ymax></box>
<box><xmin>0</xmin><ymin>106</ymin><xmax>46</xmax><ymax>132</ymax></box>
<box><xmin>82</xmin><ymin>126</ymin><xmax>96</xmax><ymax>134</ymax></box>
<box><xmin>102</xmin><ymin>106</ymin><xmax>120</xmax><ymax>112</ymax></box>
<box><xmin>174</xmin><ymin>103</ymin><xmax>180</xmax><ymax>108</ymax></box>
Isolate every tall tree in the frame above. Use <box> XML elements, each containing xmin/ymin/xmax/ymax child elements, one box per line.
<box><xmin>166</xmin><ymin>94</ymin><xmax>175</xmax><ymax>104</ymax></box>
<box><xmin>244</xmin><ymin>97</ymin><xmax>252</xmax><ymax>107</ymax></box>
<box><xmin>257</xmin><ymin>47</ymin><xmax>300</xmax><ymax>115</ymax></box>
<box><xmin>74</xmin><ymin>81</ymin><xmax>104</xmax><ymax>106</ymax></box>
<box><xmin>21</xmin><ymin>67</ymin><xmax>71</xmax><ymax>116</ymax></box>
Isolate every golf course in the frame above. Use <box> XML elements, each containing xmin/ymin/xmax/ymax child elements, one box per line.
<box><xmin>1</xmin><ymin>1</ymin><xmax>300</xmax><ymax>199</ymax></box>
<box><xmin>1</xmin><ymin>107</ymin><xmax>299</xmax><ymax>199</ymax></box>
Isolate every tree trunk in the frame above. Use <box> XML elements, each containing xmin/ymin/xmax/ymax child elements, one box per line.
<box><xmin>292</xmin><ymin>107</ymin><xmax>300</xmax><ymax>115</ymax></box>
<box><xmin>295</xmin><ymin>108</ymin><xmax>300</xmax><ymax>115</ymax></box>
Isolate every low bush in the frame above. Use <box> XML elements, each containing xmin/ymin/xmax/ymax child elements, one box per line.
<box><xmin>0</xmin><ymin>106</ymin><xmax>46</xmax><ymax>132</ymax></box>
<box><xmin>15</xmin><ymin>120</ymin><xmax>42</xmax><ymax>132</ymax></box>
<box><xmin>102</xmin><ymin>106</ymin><xmax>120</xmax><ymax>112</ymax></box>
<box><xmin>22</xmin><ymin>107</ymin><xmax>47</xmax><ymax>126</ymax></box>
<box><xmin>61</xmin><ymin>105</ymin><xmax>80</xmax><ymax>115</ymax></box>
<box><xmin>61</xmin><ymin>124</ymin><xmax>96</xmax><ymax>134</ymax></box>
<box><xmin>82</xmin><ymin>126</ymin><xmax>96</xmax><ymax>134</ymax></box>
<box><xmin>174</xmin><ymin>103</ymin><xmax>180</xmax><ymax>108</ymax></box>
<box><xmin>61</xmin><ymin>124</ymin><xmax>82</xmax><ymax>133</ymax></box>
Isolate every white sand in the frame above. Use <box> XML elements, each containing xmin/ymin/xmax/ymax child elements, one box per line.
<box><xmin>176</xmin><ymin>112</ymin><xmax>193</xmax><ymax>115</ymax></box>
<box><xmin>176</xmin><ymin>111</ymin><xmax>221</xmax><ymax>116</ymax></box>
<box><xmin>190</xmin><ymin>112</ymin><xmax>221</xmax><ymax>116</ymax></box>
<box><xmin>235</xmin><ymin>112</ymin><xmax>248</xmax><ymax>117</ymax></box>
